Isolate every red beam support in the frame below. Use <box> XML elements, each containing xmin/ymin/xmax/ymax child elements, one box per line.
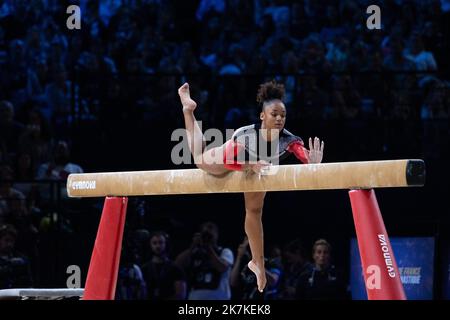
<box><xmin>349</xmin><ymin>189</ymin><xmax>406</xmax><ymax>300</ymax></box>
<box><xmin>83</xmin><ymin>197</ymin><xmax>128</xmax><ymax>300</ymax></box>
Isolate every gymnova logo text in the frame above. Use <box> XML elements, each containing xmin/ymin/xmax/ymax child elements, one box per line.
<box><xmin>378</xmin><ymin>234</ymin><xmax>396</xmax><ymax>278</ymax></box>
<box><xmin>72</xmin><ymin>180</ymin><xmax>96</xmax><ymax>190</ymax></box>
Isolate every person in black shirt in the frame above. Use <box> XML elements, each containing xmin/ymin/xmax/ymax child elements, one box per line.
<box><xmin>0</xmin><ymin>224</ymin><xmax>33</xmax><ymax>289</ymax></box>
<box><xmin>231</xmin><ymin>237</ymin><xmax>282</xmax><ymax>300</ymax></box>
<box><xmin>296</xmin><ymin>239</ymin><xmax>348</xmax><ymax>300</ymax></box>
<box><xmin>278</xmin><ymin>239</ymin><xmax>312</xmax><ymax>299</ymax></box>
<box><xmin>175</xmin><ymin>222</ymin><xmax>234</xmax><ymax>300</ymax></box>
<box><xmin>141</xmin><ymin>231</ymin><xmax>186</xmax><ymax>300</ymax></box>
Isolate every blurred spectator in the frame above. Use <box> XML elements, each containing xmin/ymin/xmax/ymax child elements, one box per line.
<box><xmin>296</xmin><ymin>239</ymin><xmax>348</xmax><ymax>300</ymax></box>
<box><xmin>17</xmin><ymin>108</ymin><xmax>53</xmax><ymax>169</ymax></box>
<box><xmin>0</xmin><ymin>162</ymin><xmax>39</xmax><ymax>272</ymax></box>
<box><xmin>44</xmin><ymin>64</ymin><xmax>73</xmax><ymax>122</ymax></box>
<box><xmin>299</xmin><ymin>35</ymin><xmax>331</xmax><ymax>74</ymax></box>
<box><xmin>331</xmin><ymin>75</ymin><xmax>361</xmax><ymax>119</ymax></box>
<box><xmin>405</xmin><ymin>32</ymin><xmax>437</xmax><ymax>72</ymax></box>
<box><xmin>0</xmin><ymin>100</ymin><xmax>24</xmax><ymax>156</ymax></box>
<box><xmin>421</xmin><ymin>78</ymin><xmax>449</xmax><ymax>119</ymax></box>
<box><xmin>230</xmin><ymin>237</ymin><xmax>281</xmax><ymax>300</ymax></box>
<box><xmin>0</xmin><ymin>166</ymin><xmax>26</xmax><ymax>221</ymax></box>
<box><xmin>99</xmin><ymin>0</ymin><xmax>122</xmax><ymax>26</ymax></box>
<box><xmin>2</xmin><ymin>39</ymin><xmax>29</xmax><ymax>104</ymax></box>
<box><xmin>421</xmin><ymin>78</ymin><xmax>449</xmax><ymax>160</ymax></box>
<box><xmin>325</xmin><ymin>36</ymin><xmax>351</xmax><ymax>72</ymax></box>
<box><xmin>0</xmin><ymin>224</ymin><xmax>33</xmax><ymax>289</ymax></box>
<box><xmin>141</xmin><ymin>231</ymin><xmax>187</xmax><ymax>300</ymax></box>
<box><xmin>12</xmin><ymin>152</ymin><xmax>38</xmax><ymax>203</ymax></box>
<box><xmin>298</xmin><ymin>75</ymin><xmax>329</xmax><ymax>120</ymax></box>
<box><xmin>175</xmin><ymin>222</ymin><xmax>234</xmax><ymax>300</ymax></box>
<box><xmin>24</xmin><ymin>25</ymin><xmax>48</xmax><ymax>63</ymax></box>
<box><xmin>224</xmin><ymin>107</ymin><xmax>248</xmax><ymax>130</ymax></box>
<box><xmin>383</xmin><ymin>37</ymin><xmax>417</xmax><ymax>91</ymax></box>
<box><xmin>2</xmin><ymin>190</ymin><xmax>39</xmax><ymax>265</ymax></box>
<box><xmin>263</xmin><ymin>0</ymin><xmax>291</xmax><ymax>36</ymax></box>
<box><xmin>36</xmin><ymin>140</ymin><xmax>82</xmax><ymax>181</ymax></box>
<box><xmin>278</xmin><ymin>239</ymin><xmax>312</xmax><ymax>299</ymax></box>
<box><xmin>26</xmin><ymin>58</ymin><xmax>47</xmax><ymax>101</ymax></box>
<box><xmin>277</xmin><ymin>50</ymin><xmax>299</xmax><ymax>105</ymax></box>
<box><xmin>196</xmin><ymin>0</ymin><xmax>226</xmax><ymax>21</ymax></box>
<box><xmin>36</xmin><ymin>140</ymin><xmax>83</xmax><ymax>204</ymax></box>
<box><xmin>116</xmin><ymin>245</ymin><xmax>147</xmax><ymax>300</ymax></box>
<box><xmin>219</xmin><ymin>44</ymin><xmax>245</xmax><ymax>75</ymax></box>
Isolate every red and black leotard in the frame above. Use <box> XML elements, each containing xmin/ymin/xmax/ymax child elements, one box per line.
<box><xmin>223</xmin><ymin>123</ymin><xmax>309</xmax><ymax>171</ymax></box>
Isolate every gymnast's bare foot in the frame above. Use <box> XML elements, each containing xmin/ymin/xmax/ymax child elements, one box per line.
<box><xmin>248</xmin><ymin>260</ymin><xmax>266</xmax><ymax>293</ymax></box>
<box><xmin>178</xmin><ymin>83</ymin><xmax>197</xmax><ymax>113</ymax></box>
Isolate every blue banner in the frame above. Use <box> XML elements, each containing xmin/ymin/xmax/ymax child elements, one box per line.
<box><xmin>350</xmin><ymin>237</ymin><xmax>435</xmax><ymax>300</ymax></box>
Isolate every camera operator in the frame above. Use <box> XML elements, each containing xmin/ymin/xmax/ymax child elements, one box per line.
<box><xmin>175</xmin><ymin>222</ymin><xmax>234</xmax><ymax>300</ymax></box>
<box><xmin>230</xmin><ymin>237</ymin><xmax>282</xmax><ymax>300</ymax></box>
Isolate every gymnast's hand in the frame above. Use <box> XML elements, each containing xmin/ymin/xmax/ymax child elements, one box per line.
<box><xmin>306</xmin><ymin>137</ymin><xmax>324</xmax><ymax>164</ymax></box>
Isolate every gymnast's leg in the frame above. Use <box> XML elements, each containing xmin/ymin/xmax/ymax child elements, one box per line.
<box><xmin>178</xmin><ymin>83</ymin><xmax>228</xmax><ymax>175</ymax></box>
<box><xmin>244</xmin><ymin>191</ymin><xmax>267</xmax><ymax>292</ymax></box>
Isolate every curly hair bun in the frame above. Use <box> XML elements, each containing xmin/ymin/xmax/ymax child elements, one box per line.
<box><xmin>256</xmin><ymin>80</ymin><xmax>286</xmax><ymax>107</ymax></box>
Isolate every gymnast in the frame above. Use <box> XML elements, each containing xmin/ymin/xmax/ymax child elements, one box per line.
<box><xmin>178</xmin><ymin>80</ymin><xmax>324</xmax><ymax>293</ymax></box>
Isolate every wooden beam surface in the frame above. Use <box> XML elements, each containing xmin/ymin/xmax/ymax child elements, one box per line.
<box><xmin>66</xmin><ymin>159</ymin><xmax>425</xmax><ymax>198</ymax></box>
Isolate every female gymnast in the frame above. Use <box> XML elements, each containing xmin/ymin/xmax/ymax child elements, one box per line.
<box><xmin>178</xmin><ymin>80</ymin><xmax>324</xmax><ymax>293</ymax></box>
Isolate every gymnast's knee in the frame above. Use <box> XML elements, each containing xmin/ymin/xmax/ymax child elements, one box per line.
<box><xmin>245</xmin><ymin>207</ymin><xmax>263</xmax><ymax>216</ymax></box>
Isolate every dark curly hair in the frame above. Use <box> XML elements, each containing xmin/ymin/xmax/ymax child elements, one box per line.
<box><xmin>256</xmin><ymin>80</ymin><xmax>286</xmax><ymax>109</ymax></box>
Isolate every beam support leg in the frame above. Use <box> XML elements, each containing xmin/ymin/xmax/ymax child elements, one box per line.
<box><xmin>83</xmin><ymin>197</ymin><xmax>128</xmax><ymax>300</ymax></box>
<box><xmin>349</xmin><ymin>189</ymin><xmax>406</xmax><ymax>300</ymax></box>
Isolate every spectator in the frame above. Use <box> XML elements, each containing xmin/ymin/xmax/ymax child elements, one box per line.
<box><xmin>263</xmin><ymin>0</ymin><xmax>291</xmax><ymax>35</ymax></box>
<box><xmin>36</xmin><ymin>140</ymin><xmax>83</xmax><ymax>181</ymax></box>
<box><xmin>17</xmin><ymin>108</ymin><xmax>53</xmax><ymax>169</ymax></box>
<box><xmin>0</xmin><ymin>100</ymin><xmax>24</xmax><ymax>156</ymax></box>
<box><xmin>175</xmin><ymin>222</ymin><xmax>234</xmax><ymax>300</ymax></box>
<box><xmin>278</xmin><ymin>239</ymin><xmax>312</xmax><ymax>300</ymax></box>
<box><xmin>2</xmin><ymin>191</ymin><xmax>39</xmax><ymax>266</ymax></box>
<box><xmin>0</xmin><ymin>166</ymin><xmax>26</xmax><ymax>221</ymax></box>
<box><xmin>405</xmin><ymin>32</ymin><xmax>437</xmax><ymax>72</ymax></box>
<box><xmin>116</xmin><ymin>245</ymin><xmax>147</xmax><ymax>300</ymax></box>
<box><xmin>13</xmin><ymin>152</ymin><xmax>37</xmax><ymax>202</ymax></box>
<box><xmin>141</xmin><ymin>231</ymin><xmax>187</xmax><ymax>300</ymax></box>
<box><xmin>196</xmin><ymin>0</ymin><xmax>226</xmax><ymax>22</ymax></box>
<box><xmin>331</xmin><ymin>75</ymin><xmax>361</xmax><ymax>119</ymax></box>
<box><xmin>3</xmin><ymin>39</ymin><xmax>29</xmax><ymax>102</ymax></box>
<box><xmin>35</xmin><ymin>140</ymin><xmax>83</xmax><ymax>203</ymax></box>
<box><xmin>230</xmin><ymin>237</ymin><xmax>281</xmax><ymax>300</ymax></box>
<box><xmin>421</xmin><ymin>79</ymin><xmax>448</xmax><ymax>119</ymax></box>
<box><xmin>383</xmin><ymin>38</ymin><xmax>417</xmax><ymax>91</ymax></box>
<box><xmin>296</xmin><ymin>239</ymin><xmax>348</xmax><ymax>300</ymax></box>
<box><xmin>0</xmin><ymin>224</ymin><xmax>33</xmax><ymax>289</ymax></box>
<box><xmin>44</xmin><ymin>64</ymin><xmax>72</xmax><ymax>122</ymax></box>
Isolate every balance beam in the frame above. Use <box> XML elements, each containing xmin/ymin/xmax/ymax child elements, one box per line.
<box><xmin>66</xmin><ymin>159</ymin><xmax>425</xmax><ymax>198</ymax></box>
